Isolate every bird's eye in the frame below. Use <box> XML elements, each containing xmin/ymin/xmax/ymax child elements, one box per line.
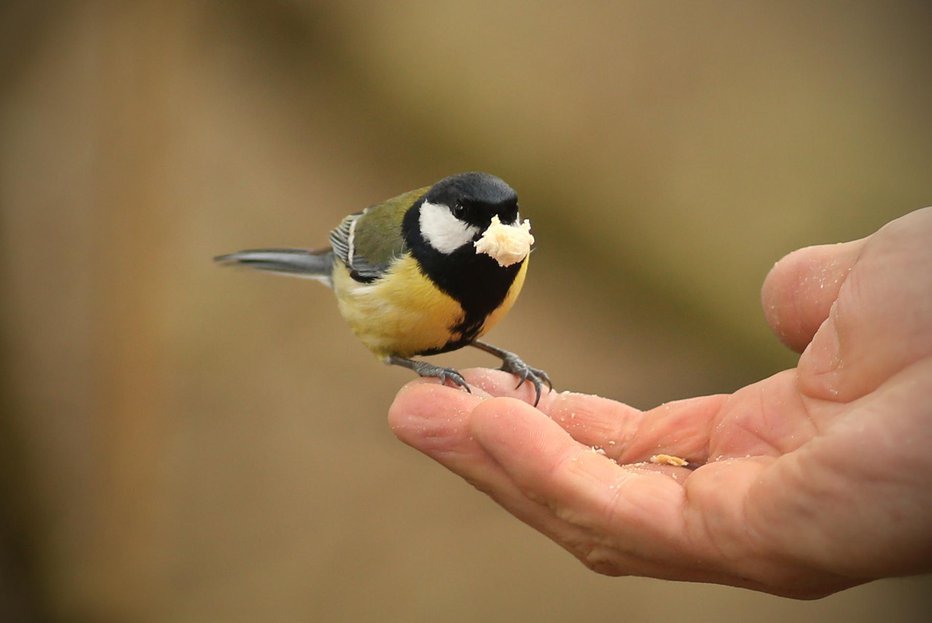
<box><xmin>452</xmin><ymin>203</ymin><xmax>466</xmax><ymax>218</ymax></box>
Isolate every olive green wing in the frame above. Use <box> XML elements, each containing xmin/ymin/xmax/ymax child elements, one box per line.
<box><xmin>328</xmin><ymin>186</ymin><xmax>428</xmax><ymax>282</ymax></box>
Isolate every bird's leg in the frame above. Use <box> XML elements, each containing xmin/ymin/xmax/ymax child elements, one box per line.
<box><xmin>386</xmin><ymin>355</ymin><xmax>471</xmax><ymax>392</ymax></box>
<box><xmin>469</xmin><ymin>341</ymin><xmax>552</xmax><ymax>407</ymax></box>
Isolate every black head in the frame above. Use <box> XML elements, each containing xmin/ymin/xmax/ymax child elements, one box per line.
<box><xmin>422</xmin><ymin>172</ymin><xmax>519</xmax><ymax>230</ymax></box>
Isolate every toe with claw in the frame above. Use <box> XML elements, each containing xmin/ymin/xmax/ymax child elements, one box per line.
<box><xmin>469</xmin><ymin>341</ymin><xmax>553</xmax><ymax>407</ymax></box>
<box><xmin>387</xmin><ymin>355</ymin><xmax>471</xmax><ymax>392</ymax></box>
<box><xmin>498</xmin><ymin>353</ymin><xmax>552</xmax><ymax>407</ymax></box>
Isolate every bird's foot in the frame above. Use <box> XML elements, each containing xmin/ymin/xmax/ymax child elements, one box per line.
<box><xmin>469</xmin><ymin>341</ymin><xmax>553</xmax><ymax>407</ymax></box>
<box><xmin>499</xmin><ymin>354</ymin><xmax>552</xmax><ymax>407</ymax></box>
<box><xmin>387</xmin><ymin>356</ymin><xmax>471</xmax><ymax>392</ymax></box>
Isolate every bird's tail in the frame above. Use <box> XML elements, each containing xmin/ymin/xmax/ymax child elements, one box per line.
<box><xmin>214</xmin><ymin>248</ymin><xmax>334</xmax><ymax>286</ymax></box>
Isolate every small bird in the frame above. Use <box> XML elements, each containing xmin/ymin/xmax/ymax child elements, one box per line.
<box><xmin>215</xmin><ymin>172</ymin><xmax>551</xmax><ymax>404</ymax></box>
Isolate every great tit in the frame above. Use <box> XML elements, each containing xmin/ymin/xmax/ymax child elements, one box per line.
<box><xmin>215</xmin><ymin>171</ymin><xmax>551</xmax><ymax>404</ymax></box>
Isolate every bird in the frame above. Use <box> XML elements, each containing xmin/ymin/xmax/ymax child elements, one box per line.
<box><xmin>215</xmin><ymin>172</ymin><xmax>551</xmax><ymax>405</ymax></box>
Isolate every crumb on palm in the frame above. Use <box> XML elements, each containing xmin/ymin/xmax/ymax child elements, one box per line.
<box><xmin>650</xmin><ymin>453</ymin><xmax>689</xmax><ymax>467</ymax></box>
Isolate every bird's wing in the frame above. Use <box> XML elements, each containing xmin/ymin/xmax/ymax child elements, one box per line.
<box><xmin>329</xmin><ymin>186</ymin><xmax>428</xmax><ymax>282</ymax></box>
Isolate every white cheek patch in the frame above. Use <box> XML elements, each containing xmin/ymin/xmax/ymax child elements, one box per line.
<box><xmin>419</xmin><ymin>201</ymin><xmax>479</xmax><ymax>254</ymax></box>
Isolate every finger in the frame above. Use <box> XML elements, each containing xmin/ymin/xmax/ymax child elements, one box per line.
<box><xmin>464</xmin><ymin>367</ymin><xmax>553</xmax><ymax>407</ymax></box>
<box><xmin>795</xmin><ymin>208</ymin><xmax>932</xmax><ymax>402</ymax></box>
<box><xmin>469</xmin><ymin>397</ymin><xmax>689</xmax><ymax>545</ymax></box>
<box><xmin>464</xmin><ymin>369</ymin><xmax>725</xmax><ymax>465</ymax></box>
<box><xmin>388</xmin><ymin>379</ymin><xmax>488</xmax><ymax>460</ymax></box>
<box><xmin>464</xmin><ymin>369</ymin><xmax>642</xmax><ymax>449</ymax></box>
<box><xmin>618</xmin><ymin>395</ymin><xmax>727</xmax><ymax>465</ymax></box>
<box><xmin>761</xmin><ymin>238</ymin><xmax>866</xmax><ymax>353</ymax></box>
<box><xmin>388</xmin><ymin>379</ymin><xmax>593</xmax><ymax>544</ymax></box>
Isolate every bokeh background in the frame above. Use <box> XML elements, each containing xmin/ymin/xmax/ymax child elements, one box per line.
<box><xmin>2</xmin><ymin>1</ymin><xmax>931</xmax><ymax>621</ymax></box>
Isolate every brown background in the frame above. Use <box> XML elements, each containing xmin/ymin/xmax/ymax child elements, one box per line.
<box><xmin>2</xmin><ymin>1</ymin><xmax>931</xmax><ymax>621</ymax></box>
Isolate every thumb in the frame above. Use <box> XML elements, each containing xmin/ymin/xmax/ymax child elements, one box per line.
<box><xmin>781</xmin><ymin>208</ymin><xmax>932</xmax><ymax>402</ymax></box>
<box><xmin>760</xmin><ymin>238</ymin><xmax>865</xmax><ymax>353</ymax></box>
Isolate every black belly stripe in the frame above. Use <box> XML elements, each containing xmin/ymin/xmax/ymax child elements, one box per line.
<box><xmin>401</xmin><ymin>202</ymin><xmax>523</xmax><ymax>356</ymax></box>
<box><xmin>415</xmin><ymin>249</ymin><xmax>521</xmax><ymax>355</ymax></box>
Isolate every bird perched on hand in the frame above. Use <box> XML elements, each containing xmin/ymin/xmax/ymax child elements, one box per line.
<box><xmin>215</xmin><ymin>171</ymin><xmax>551</xmax><ymax>404</ymax></box>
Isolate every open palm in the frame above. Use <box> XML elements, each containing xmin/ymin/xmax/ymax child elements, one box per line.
<box><xmin>389</xmin><ymin>208</ymin><xmax>932</xmax><ymax>598</ymax></box>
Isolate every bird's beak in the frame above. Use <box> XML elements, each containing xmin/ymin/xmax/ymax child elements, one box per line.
<box><xmin>473</xmin><ymin>215</ymin><xmax>534</xmax><ymax>267</ymax></box>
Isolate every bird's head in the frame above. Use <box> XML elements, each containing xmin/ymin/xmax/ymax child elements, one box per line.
<box><xmin>411</xmin><ymin>172</ymin><xmax>533</xmax><ymax>267</ymax></box>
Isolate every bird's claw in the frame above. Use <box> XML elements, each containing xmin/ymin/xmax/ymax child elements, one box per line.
<box><xmin>436</xmin><ymin>367</ymin><xmax>471</xmax><ymax>392</ymax></box>
<box><xmin>499</xmin><ymin>354</ymin><xmax>552</xmax><ymax>407</ymax></box>
<box><xmin>387</xmin><ymin>356</ymin><xmax>471</xmax><ymax>393</ymax></box>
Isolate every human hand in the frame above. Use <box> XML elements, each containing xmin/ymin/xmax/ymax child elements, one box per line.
<box><xmin>388</xmin><ymin>207</ymin><xmax>932</xmax><ymax>598</ymax></box>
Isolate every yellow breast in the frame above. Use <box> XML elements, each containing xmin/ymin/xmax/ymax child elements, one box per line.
<box><xmin>331</xmin><ymin>254</ymin><xmax>528</xmax><ymax>359</ymax></box>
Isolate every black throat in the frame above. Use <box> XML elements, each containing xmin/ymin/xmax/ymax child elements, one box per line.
<box><xmin>402</xmin><ymin>204</ymin><xmax>522</xmax><ymax>354</ymax></box>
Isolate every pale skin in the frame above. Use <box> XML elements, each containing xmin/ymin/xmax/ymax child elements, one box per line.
<box><xmin>388</xmin><ymin>207</ymin><xmax>932</xmax><ymax>599</ymax></box>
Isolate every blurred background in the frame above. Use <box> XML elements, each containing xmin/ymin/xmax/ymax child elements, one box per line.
<box><xmin>1</xmin><ymin>1</ymin><xmax>931</xmax><ymax>621</ymax></box>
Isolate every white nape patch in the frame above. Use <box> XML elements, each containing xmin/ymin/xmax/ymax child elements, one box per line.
<box><xmin>419</xmin><ymin>200</ymin><xmax>479</xmax><ymax>254</ymax></box>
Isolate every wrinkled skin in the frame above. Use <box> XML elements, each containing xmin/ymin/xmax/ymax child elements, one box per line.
<box><xmin>389</xmin><ymin>207</ymin><xmax>932</xmax><ymax>598</ymax></box>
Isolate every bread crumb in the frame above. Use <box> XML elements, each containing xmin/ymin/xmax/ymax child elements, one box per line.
<box><xmin>474</xmin><ymin>215</ymin><xmax>534</xmax><ymax>267</ymax></box>
<box><xmin>650</xmin><ymin>454</ymin><xmax>689</xmax><ymax>467</ymax></box>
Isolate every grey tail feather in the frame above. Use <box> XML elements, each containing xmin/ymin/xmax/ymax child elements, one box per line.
<box><xmin>214</xmin><ymin>248</ymin><xmax>334</xmax><ymax>284</ymax></box>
